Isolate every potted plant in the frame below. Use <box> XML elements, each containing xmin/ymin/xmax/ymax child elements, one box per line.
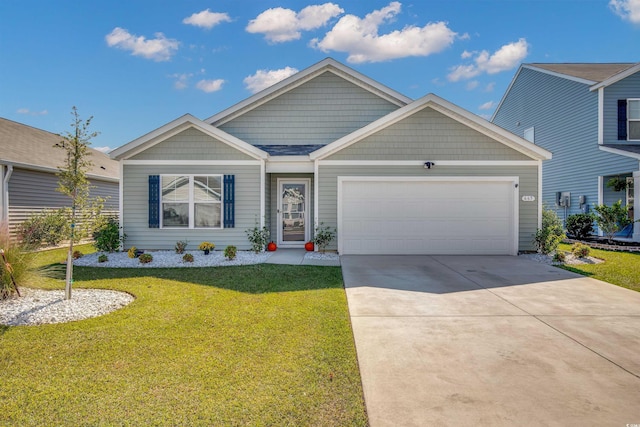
<box><xmin>267</xmin><ymin>241</ymin><xmax>277</xmax><ymax>251</ymax></box>
<box><xmin>199</xmin><ymin>241</ymin><xmax>215</xmax><ymax>255</ymax></box>
<box><xmin>305</xmin><ymin>241</ymin><xmax>314</xmax><ymax>251</ymax></box>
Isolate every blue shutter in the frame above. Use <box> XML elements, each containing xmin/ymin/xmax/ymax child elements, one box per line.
<box><xmin>223</xmin><ymin>175</ymin><xmax>235</xmax><ymax>228</ymax></box>
<box><xmin>618</xmin><ymin>99</ymin><xmax>627</xmax><ymax>140</ymax></box>
<box><xmin>149</xmin><ymin>175</ymin><xmax>160</xmax><ymax>228</ymax></box>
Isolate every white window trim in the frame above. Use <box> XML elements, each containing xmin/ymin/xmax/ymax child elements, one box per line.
<box><xmin>628</xmin><ymin>98</ymin><xmax>640</xmax><ymax>141</ymax></box>
<box><xmin>160</xmin><ymin>174</ymin><xmax>224</xmax><ymax>229</ymax></box>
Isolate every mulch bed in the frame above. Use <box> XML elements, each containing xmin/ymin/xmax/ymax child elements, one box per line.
<box><xmin>564</xmin><ymin>238</ymin><xmax>640</xmax><ymax>253</ymax></box>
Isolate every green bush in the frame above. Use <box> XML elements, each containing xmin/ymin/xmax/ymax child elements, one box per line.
<box><xmin>534</xmin><ymin>207</ymin><xmax>566</xmax><ymax>255</ymax></box>
<box><xmin>224</xmin><ymin>245</ymin><xmax>237</xmax><ymax>260</ymax></box>
<box><xmin>182</xmin><ymin>253</ymin><xmax>194</xmax><ymax>263</ymax></box>
<box><xmin>593</xmin><ymin>201</ymin><xmax>634</xmax><ymax>243</ymax></box>
<box><xmin>565</xmin><ymin>213</ymin><xmax>595</xmax><ymax>239</ymax></box>
<box><xmin>246</xmin><ymin>222</ymin><xmax>269</xmax><ymax>253</ymax></box>
<box><xmin>18</xmin><ymin>209</ymin><xmax>70</xmax><ymax>247</ymax></box>
<box><xmin>93</xmin><ymin>217</ymin><xmax>124</xmax><ymax>252</ymax></box>
<box><xmin>552</xmin><ymin>251</ymin><xmax>566</xmax><ymax>263</ymax></box>
<box><xmin>138</xmin><ymin>253</ymin><xmax>153</xmax><ymax>264</ymax></box>
<box><xmin>312</xmin><ymin>223</ymin><xmax>336</xmax><ymax>253</ymax></box>
<box><xmin>571</xmin><ymin>242</ymin><xmax>591</xmax><ymax>258</ymax></box>
<box><xmin>175</xmin><ymin>240</ymin><xmax>188</xmax><ymax>254</ymax></box>
<box><xmin>98</xmin><ymin>254</ymin><xmax>108</xmax><ymax>263</ymax></box>
<box><xmin>1</xmin><ymin>223</ymin><xmax>34</xmax><ymax>300</ymax></box>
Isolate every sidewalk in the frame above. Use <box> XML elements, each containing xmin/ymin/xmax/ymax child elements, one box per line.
<box><xmin>264</xmin><ymin>249</ymin><xmax>340</xmax><ymax>266</ymax></box>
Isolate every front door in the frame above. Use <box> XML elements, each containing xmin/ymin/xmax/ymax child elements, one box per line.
<box><xmin>277</xmin><ymin>179</ymin><xmax>310</xmax><ymax>247</ymax></box>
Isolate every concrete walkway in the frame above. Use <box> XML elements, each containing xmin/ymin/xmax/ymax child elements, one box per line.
<box><xmin>341</xmin><ymin>255</ymin><xmax>640</xmax><ymax>426</ymax></box>
<box><xmin>263</xmin><ymin>248</ymin><xmax>340</xmax><ymax>266</ymax></box>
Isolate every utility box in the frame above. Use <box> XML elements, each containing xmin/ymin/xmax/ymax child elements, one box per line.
<box><xmin>556</xmin><ymin>192</ymin><xmax>571</xmax><ymax>207</ymax></box>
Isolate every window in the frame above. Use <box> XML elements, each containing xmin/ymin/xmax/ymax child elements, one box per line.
<box><xmin>629</xmin><ymin>99</ymin><xmax>640</xmax><ymax>141</ymax></box>
<box><xmin>523</xmin><ymin>127</ymin><xmax>535</xmax><ymax>143</ymax></box>
<box><xmin>161</xmin><ymin>175</ymin><xmax>222</xmax><ymax>228</ymax></box>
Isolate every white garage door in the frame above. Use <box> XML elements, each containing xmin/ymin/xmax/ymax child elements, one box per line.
<box><xmin>339</xmin><ymin>178</ymin><xmax>517</xmax><ymax>255</ymax></box>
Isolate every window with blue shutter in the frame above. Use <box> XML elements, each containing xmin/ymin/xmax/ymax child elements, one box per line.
<box><xmin>618</xmin><ymin>99</ymin><xmax>627</xmax><ymax>140</ymax></box>
<box><xmin>223</xmin><ymin>175</ymin><xmax>235</xmax><ymax>228</ymax></box>
<box><xmin>148</xmin><ymin>175</ymin><xmax>160</xmax><ymax>228</ymax></box>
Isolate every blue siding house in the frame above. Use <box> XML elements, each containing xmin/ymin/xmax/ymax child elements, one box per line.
<box><xmin>492</xmin><ymin>63</ymin><xmax>640</xmax><ymax>241</ymax></box>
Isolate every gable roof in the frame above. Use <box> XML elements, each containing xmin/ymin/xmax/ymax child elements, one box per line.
<box><xmin>0</xmin><ymin>117</ymin><xmax>119</xmax><ymax>181</ymax></box>
<box><xmin>109</xmin><ymin>114</ymin><xmax>268</xmax><ymax>161</ymax></box>
<box><xmin>527</xmin><ymin>63</ymin><xmax>637</xmax><ymax>84</ymax></box>
<box><xmin>311</xmin><ymin>93</ymin><xmax>551</xmax><ymax>161</ymax></box>
<box><xmin>205</xmin><ymin>58</ymin><xmax>412</xmax><ymax>126</ymax></box>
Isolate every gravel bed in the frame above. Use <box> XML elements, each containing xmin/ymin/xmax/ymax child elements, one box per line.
<box><xmin>0</xmin><ymin>288</ymin><xmax>134</xmax><ymax>326</ymax></box>
<box><xmin>73</xmin><ymin>250</ymin><xmax>273</xmax><ymax>268</ymax></box>
<box><xmin>519</xmin><ymin>252</ymin><xmax>604</xmax><ymax>265</ymax></box>
<box><xmin>304</xmin><ymin>251</ymin><xmax>339</xmax><ymax>261</ymax></box>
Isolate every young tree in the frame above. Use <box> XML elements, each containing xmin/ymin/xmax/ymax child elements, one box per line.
<box><xmin>55</xmin><ymin>107</ymin><xmax>98</xmax><ymax>300</ymax></box>
<box><xmin>593</xmin><ymin>200</ymin><xmax>633</xmax><ymax>243</ymax></box>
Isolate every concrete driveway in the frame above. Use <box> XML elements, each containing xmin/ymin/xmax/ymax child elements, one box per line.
<box><xmin>341</xmin><ymin>255</ymin><xmax>640</xmax><ymax>426</ymax></box>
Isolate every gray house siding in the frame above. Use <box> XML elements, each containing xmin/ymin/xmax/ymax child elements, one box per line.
<box><xmin>130</xmin><ymin>127</ymin><xmax>255</xmax><ymax>161</ymax></box>
<box><xmin>268</xmin><ymin>173</ymin><xmax>314</xmax><ymax>243</ymax></box>
<box><xmin>218</xmin><ymin>72</ymin><xmax>400</xmax><ymax>147</ymax></box>
<box><xmin>328</xmin><ymin>108</ymin><xmax>531</xmax><ymax>161</ymax></box>
<box><xmin>492</xmin><ymin>67</ymin><xmax>638</xmax><ymax>219</ymax></box>
<box><xmin>603</xmin><ymin>71</ymin><xmax>640</xmax><ymax>143</ymax></box>
<box><xmin>317</xmin><ymin>164</ymin><xmax>539</xmax><ymax>252</ymax></box>
<box><xmin>122</xmin><ymin>164</ymin><xmax>261</xmax><ymax>250</ymax></box>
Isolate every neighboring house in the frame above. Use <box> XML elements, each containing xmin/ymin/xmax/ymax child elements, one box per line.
<box><xmin>0</xmin><ymin>117</ymin><xmax>119</xmax><ymax>234</ymax></box>
<box><xmin>110</xmin><ymin>58</ymin><xmax>550</xmax><ymax>255</ymax></box>
<box><xmin>492</xmin><ymin>63</ymin><xmax>640</xmax><ymax>241</ymax></box>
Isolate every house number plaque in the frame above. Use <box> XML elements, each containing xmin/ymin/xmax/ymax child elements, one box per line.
<box><xmin>521</xmin><ymin>196</ymin><xmax>535</xmax><ymax>202</ymax></box>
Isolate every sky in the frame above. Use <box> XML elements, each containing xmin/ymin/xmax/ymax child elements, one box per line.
<box><xmin>1</xmin><ymin>0</ymin><xmax>639</xmax><ymax>153</ymax></box>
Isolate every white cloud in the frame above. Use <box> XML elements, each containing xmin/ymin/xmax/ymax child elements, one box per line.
<box><xmin>17</xmin><ymin>108</ymin><xmax>48</xmax><ymax>116</ymax></box>
<box><xmin>461</xmin><ymin>50</ymin><xmax>474</xmax><ymax>59</ymax></box>
<box><xmin>484</xmin><ymin>82</ymin><xmax>496</xmax><ymax>92</ymax></box>
<box><xmin>105</xmin><ymin>27</ymin><xmax>179</xmax><ymax>61</ymax></box>
<box><xmin>311</xmin><ymin>2</ymin><xmax>457</xmax><ymax>63</ymax></box>
<box><xmin>93</xmin><ymin>146</ymin><xmax>112</xmax><ymax>153</ymax></box>
<box><xmin>170</xmin><ymin>73</ymin><xmax>192</xmax><ymax>90</ymax></box>
<box><xmin>610</xmin><ymin>0</ymin><xmax>640</xmax><ymax>23</ymax></box>
<box><xmin>479</xmin><ymin>101</ymin><xmax>496</xmax><ymax>110</ymax></box>
<box><xmin>466</xmin><ymin>80</ymin><xmax>479</xmax><ymax>90</ymax></box>
<box><xmin>183</xmin><ymin>9</ymin><xmax>232</xmax><ymax>29</ymax></box>
<box><xmin>196</xmin><ymin>79</ymin><xmax>225</xmax><ymax>93</ymax></box>
<box><xmin>244</xmin><ymin>67</ymin><xmax>299</xmax><ymax>93</ymax></box>
<box><xmin>246</xmin><ymin>3</ymin><xmax>343</xmax><ymax>43</ymax></box>
<box><xmin>447</xmin><ymin>38</ymin><xmax>528</xmax><ymax>82</ymax></box>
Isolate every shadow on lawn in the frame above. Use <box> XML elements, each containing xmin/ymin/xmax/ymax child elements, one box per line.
<box><xmin>42</xmin><ymin>263</ymin><xmax>344</xmax><ymax>294</ymax></box>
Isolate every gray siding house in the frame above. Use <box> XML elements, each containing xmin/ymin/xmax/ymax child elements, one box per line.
<box><xmin>492</xmin><ymin>63</ymin><xmax>640</xmax><ymax>241</ymax></box>
<box><xmin>0</xmin><ymin>118</ymin><xmax>119</xmax><ymax>234</ymax></box>
<box><xmin>111</xmin><ymin>58</ymin><xmax>550</xmax><ymax>255</ymax></box>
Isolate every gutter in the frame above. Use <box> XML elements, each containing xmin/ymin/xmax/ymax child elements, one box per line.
<box><xmin>1</xmin><ymin>164</ymin><xmax>13</xmax><ymax>222</ymax></box>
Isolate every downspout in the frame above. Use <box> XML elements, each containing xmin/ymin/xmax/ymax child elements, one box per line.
<box><xmin>1</xmin><ymin>164</ymin><xmax>13</xmax><ymax>224</ymax></box>
<box><xmin>314</xmin><ymin>159</ymin><xmax>319</xmax><ymax>252</ymax></box>
<box><xmin>260</xmin><ymin>159</ymin><xmax>265</xmax><ymax>228</ymax></box>
<box><xmin>634</xmin><ymin>168</ymin><xmax>640</xmax><ymax>242</ymax></box>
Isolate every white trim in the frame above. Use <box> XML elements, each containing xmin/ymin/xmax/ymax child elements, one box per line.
<box><xmin>633</xmin><ymin>169</ymin><xmax>640</xmax><ymax>241</ymax></box>
<box><xmin>598</xmin><ymin>87</ymin><xmax>604</xmax><ymax>144</ymax></box>
<box><xmin>123</xmin><ymin>160</ymin><xmax>261</xmax><ymax>166</ymax></box>
<box><xmin>160</xmin><ymin>174</ymin><xmax>224</xmax><ymax>230</ymax></box>
<box><xmin>260</xmin><ymin>160</ymin><xmax>265</xmax><ymax>228</ymax></box>
<box><xmin>589</xmin><ymin>63</ymin><xmax>640</xmax><ymax>91</ymax></box>
<box><xmin>598</xmin><ymin>175</ymin><xmax>604</xmax><ymax>236</ymax></box>
<box><xmin>319</xmin><ymin>160</ymin><xmax>540</xmax><ymax>167</ymax></box>
<box><xmin>336</xmin><ymin>176</ymin><xmax>520</xmax><ymax>256</ymax></box>
<box><xmin>310</xmin><ymin>93</ymin><xmax>551</xmax><ymax>161</ymax></box>
<box><xmin>523</xmin><ymin>64</ymin><xmax>597</xmax><ymax>86</ymax></box>
<box><xmin>118</xmin><ymin>160</ymin><xmax>124</xmax><ymax>250</ymax></box>
<box><xmin>628</xmin><ymin>99</ymin><xmax>640</xmax><ymax>142</ymax></box>
<box><xmin>276</xmin><ymin>178</ymin><xmax>311</xmax><ymax>247</ymax></box>
<box><xmin>598</xmin><ymin>145</ymin><xmax>640</xmax><ymax>160</ymax></box>
<box><xmin>266</xmin><ymin>160</ymin><xmax>314</xmax><ymax>173</ymax></box>
<box><xmin>0</xmin><ymin>160</ymin><xmax>117</xmax><ymax>182</ymax></box>
<box><xmin>1</xmin><ymin>164</ymin><xmax>13</xmax><ymax>223</ymax></box>
<box><xmin>538</xmin><ymin>161</ymin><xmax>543</xmax><ymax>229</ymax></box>
<box><xmin>313</xmin><ymin>159</ymin><xmax>319</xmax><ymax>252</ymax></box>
<box><xmin>205</xmin><ymin>58</ymin><xmax>411</xmax><ymax>125</ymax></box>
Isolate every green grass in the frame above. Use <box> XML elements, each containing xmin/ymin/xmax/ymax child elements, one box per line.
<box><xmin>0</xmin><ymin>245</ymin><xmax>367</xmax><ymax>426</ymax></box>
<box><xmin>559</xmin><ymin>242</ymin><xmax>640</xmax><ymax>293</ymax></box>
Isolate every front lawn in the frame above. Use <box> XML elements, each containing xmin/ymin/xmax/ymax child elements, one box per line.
<box><xmin>558</xmin><ymin>243</ymin><xmax>640</xmax><ymax>293</ymax></box>
<box><xmin>0</xmin><ymin>245</ymin><xmax>367</xmax><ymax>426</ymax></box>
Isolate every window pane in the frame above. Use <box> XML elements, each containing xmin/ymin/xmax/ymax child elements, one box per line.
<box><xmin>194</xmin><ymin>176</ymin><xmax>222</xmax><ymax>202</ymax></box>
<box><xmin>163</xmin><ymin>203</ymin><xmax>189</xmax><ymax>227</ymax></box>
<box><xmin>629</xmin><ymin>100</ymin><xmax>640</xmax><ymax>120</ymax></box>
<box><xmin>162</xmin><ymin>176</ymin><xmax>189</xmax><ymax>202</ymax></box>
<box><xmin>629</xmin><ymin>121</ymin><xmax>640</xmax><ymax>140</ymax></box>
<box><xmin>195</xmin><ymin>203</ymin><xmax>221</xmax><ymax>228</ymax></box>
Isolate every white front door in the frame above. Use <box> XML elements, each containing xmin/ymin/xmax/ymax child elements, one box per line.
<box><xmin>277</xmin><ymin>179</ymin><xmax>310</xmax><ymax>247</ymax></box>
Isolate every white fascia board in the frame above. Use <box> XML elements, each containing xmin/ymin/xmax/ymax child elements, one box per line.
<box><xmin>266</xmin><ymin>158</ymin><xmax>314</xmax><ymax>173</ymax></box>
<box><xmin>599</xmin><ymin>145</ymin><xmax>640</xmax><ymax>160</ymax></box>
<box><xmin>123</xmin><ymin>160</ymin><xmax>261</xmax><ymax>166</ymax></box>
<box><xmin>524</xmin><ymin>64</ymin><xmax>597</xmax><ymax>86</ymax></box>
<box><xmin>589</xmin><ymin>63</ymin><xmax>640</xmax><ymax>91</ymax></box>
<box><xmin>311</xmin><ymin>93</ymin><xmax>552</xmax><ymax>161</ymax></box>
<box><xmin>0</xmin><ymin>160</ymin><xmax>118</xmax><ymax>182</ymax></box>
<box><xmin>110</xmin><ymin>114</ymin><xmax>268</xmax><ymax>161</ymax></box>
<box><xmin>205</xmin><ymin>58</ymin><xmax>411</xmax><ymax>125</ymax></box>
<box><xmin>598</xmin><ymin>87</ymin><xmax>604</xmax><ymax>144</ymax></box>
<box><xmin>319</xmin><ymin>160</ymin><xmax>540</xmax><ymax>166</ymax></box>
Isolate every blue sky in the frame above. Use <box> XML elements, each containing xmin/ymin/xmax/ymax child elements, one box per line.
<box><xmin>1</xmin><ymin>0</ymin><xmax>639</xmax><ymax>152</ymax></box>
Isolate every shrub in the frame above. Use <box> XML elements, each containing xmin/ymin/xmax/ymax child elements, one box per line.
<box><xmin>565</xmin><ymin>213</ymin><xmax>595</xmax><ymax>239</ymax></box>
<box><xmin>534</xmin><ymin>207</ymin><xmax>566</xmax><ymax>255</ymax></box>
<box><xmin>93</xmin><ymin>217</ymin><xmax>124</xmax><ymax>252</ymax></box>
<box><xmin>138</xmin><ymin>253</ymin><xmax>153</xmax><ymax>264</ymax></box>
<box><xmin>246</xmin><ymin>222</ymin><xmax>269</xmax><ymax>253</ymax></box>
<box><xmin>182</xmin><ymin>253</ymin><xmax>194</xmax><ymax>263</ymax></box>
<box><xmin>98</xmin><ymin>254</ymin><xmax>108</xmax><ymax>263</ymax></box>
<box><xmin>552</xmin><ymin>251</ymin><xmax>566</xmax><ymax>263</ymax></box>
<box><xmin>571</xmin><ymin>242</ymin><xmax>591</xmax><ymax>258</ymax></box>
<box><xmin>175</xmin><ymin>240</ymin><xmax>188</xmax><ymax>254</ymax></box>
<box><xmin>313</xmin><ymin>223</ymin><xmax>336</xmax><ymax>253</ymax></box>
<box><xmin>198</xmin><ymin>241</ymin><xmax>215</xmax><ymax>252</ymax></box>
<box><xmin>18</xmin><ymin>209</ymin><xmax>70</xmax><ymax>247</ymax></box>
<box><xmin>593</xmin><ymin>201</ymin><xmax>634</xmax><ymax>243</ymax></box>
<box><xmin>1</xmin><ymin>222</ymin><xmax>34</xmax><ymax>299</ymax></box>
<box><xmin>72</xmin><ymin>250</ymin><xmax>83</xmax><ymax>259</ymax></box>
<box><xmin>224</xmin><ymin>245</ymin><xmax>237</xmax><ymax>260</ymax></box>
<box><xmin>127</xmin><ymin>246</ymin><xmax>138</xmax><ymax>258</ymax></box>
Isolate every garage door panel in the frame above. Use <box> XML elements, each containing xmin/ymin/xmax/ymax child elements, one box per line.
<box><xmin>340</xmin><ymin>179</ymin><xmax>516</xmax><ymax>255</ymax></box>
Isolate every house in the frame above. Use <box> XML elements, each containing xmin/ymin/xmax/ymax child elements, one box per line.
<box><xmin>110</xmin><ymin>58</ymin><xmax>551</xmax><ymax>255</ymax></box>
<box><xmin>0</xmin><ymin>117</ymin><xmax>119</xmax><ymax>234</ymax></box>
<box><xmin>492</xmin><ymin>63</ymin><xmax>640</xmax><ymax>241</ymax></box>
